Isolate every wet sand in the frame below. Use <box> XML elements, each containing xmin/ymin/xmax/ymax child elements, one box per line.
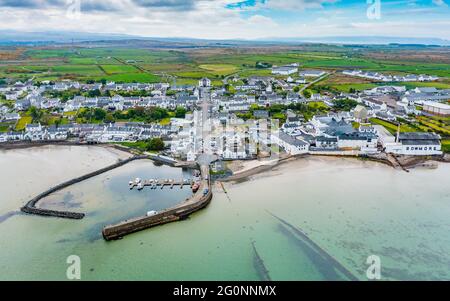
<box><xmin>0</xmin><ymin>145</ymin><xmax>131</xmax><ymax>213</ymax></box>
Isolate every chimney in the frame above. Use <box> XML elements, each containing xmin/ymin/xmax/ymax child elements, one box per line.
<box><xmin>396</xmin><ymin>123</ymin><xmax>400</xmax><ymax>143</ymax></box>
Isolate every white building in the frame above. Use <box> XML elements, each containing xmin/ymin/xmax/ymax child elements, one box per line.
<box><xmin>422</xmin><ymin>101</ymin><xmax>450</xmax><ymax>116</ymax></box>
<box><xmin>199</xmin><ymin>78</ymin><xmax>212</xmax><ymax>88</ymax></box>
<box><xmin>272</xmin><ymin>65</ymin><xmax>298</xmax><ymax>76</ymax></box>
<box><xmin>299</xmin><ymin>70</ymin><xmax>326</xmax><ymax>77</ymax></box>
<box><xmin>386</xmin><ymin>132</ymin><xmax>442</xmax><ymax>155</ymax></box>
<box><xmin>337</xmin><ymin>132</ymin><xmax>378</xmax><ymax>153</ymax></box>
<box><xmin>273</xmin><ymin>132</ymin><xmax>309</xmax><ymax>155</ymax></box>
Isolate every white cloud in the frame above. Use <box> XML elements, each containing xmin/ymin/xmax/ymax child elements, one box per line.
<box><xmin>0</xmin><ymin>0</ymin><xmax>448</xmax><ymax>39</ymax></box>
<box><xmin>265</xmin><ymin>0</ymin><xmax>339</xmax><ymax>10</ymax></box>
<box><xmin>432</xmin><ymin>0</ymin><xmax>446</xmax><ymax>6</ymax></box>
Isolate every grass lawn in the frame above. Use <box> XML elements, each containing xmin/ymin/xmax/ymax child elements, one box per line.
<box><xmin>442</xmin><ymin>140</ymin><xmax>450</xmax><ymax>153</ymax></box>
<box><xmin>328</xmin><ymin>83</ymin><xmax>379</xmax><ymax>92</ymax></box>
<box><xmin>308</xmin><ymin>101</ymin><xmax>329</xmax><ymax>110</ymax></box>
<box><xmin>115</xmin><ymin>142</ymin><xmax>159</xmax><ymax>153</ymax></box>
<box><xmin>159</xmin><ymin>118</ymin><xmax>172</xmax><ymax>126</ymax></box>
<box><xmin>15</xmin><ymin>117</ymin><xmax>32</xmax><ymax>131</ymax></box>
<box><xmin>369</xmin><ymin>118</ymin><xmax>416</xmax><ymax>134</ymax></box>
<box><xmin>116</xmin><ymin>141</ymin><xmax>149</xmax><ymax>152</ymax></box>
<box><xmin>63</xmin><ymin>111</ymin><xmax>78</xmax><ymax>117</ymax></box>
<box><xmin>0</xmin><ymin>122</ymin><xmax>14</xmax><ymax>132</ymax></box>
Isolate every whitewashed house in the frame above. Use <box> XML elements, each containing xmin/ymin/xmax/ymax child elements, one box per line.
<box><xmin>273</xmin><ymin>132</ymin><xmax>309</xmax><ymax>155</ymax></box>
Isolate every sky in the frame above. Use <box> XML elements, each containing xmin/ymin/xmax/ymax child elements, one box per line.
<box><xmin>0</xmin><ymin>0</ymin><xmax>449</xmax><ymax>40</ymax></box>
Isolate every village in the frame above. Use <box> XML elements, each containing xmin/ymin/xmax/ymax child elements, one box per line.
<box><xmin>1</xmin><ymin>64</ymin><xmax>449</xmax><ymax>165</ymax></box>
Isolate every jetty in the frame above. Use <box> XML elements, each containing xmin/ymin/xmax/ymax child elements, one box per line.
<box><xmin>102</xmin><ymin>165</ymin><xmax>212</xmax><ymax>241</ymax></box>
<box><xmin>129</xmin><ymin>178</ymin><xmax>196</xmax><ymax>190</ymax></box>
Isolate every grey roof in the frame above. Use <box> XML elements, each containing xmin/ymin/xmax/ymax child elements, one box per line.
<box><xmin>253</xmin><ymin>110</ymin><xmax>269</xmax><ymax>118</ymax></box>
<box><xmin>300</xmin><ymin>70</ymin><xmax>325</xmax><ymax>76</ymax></box>
<box><xmin>338</xmin><ymin>132</ymin><xmax>376</xmax><ymax>141</ymax></box>
<box><xmin>279</xmin><ymin>132</ymin><xmax>309</xmax><ymax>146</ymax></box>
<box><xmin>398</xmin><ymin>132</ymin><xmax>441</xmax><ymax>141</ymax></box>
<box><xmin>401</xmin><ymin>139</ymin><xmax>441</xmax><ymax>145</ymax></box>
<box><xmin>287</xmin><ymin>116</ymin><xmax>301</xmax><ymax>122</ymax></box>
<box><xmin>316</xmin><ymin>136</ymin><xmax>338</xmax><ymax>142</ymax></box>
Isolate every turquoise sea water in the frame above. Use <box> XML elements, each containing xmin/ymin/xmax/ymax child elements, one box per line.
<box><xmin>1</xmin><ymin>150</ymin><xmax>450</xmax><ymax>280</ymax></box>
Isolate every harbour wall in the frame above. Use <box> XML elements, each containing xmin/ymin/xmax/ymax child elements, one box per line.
<box><xmin>21</xmin><ymin>155</ymin><xmax>150</xmax><ymax>219</ymax></box>
<box><xmin>102</xmin><ymin>187</ymin><xmax>213</xmax><ymax>241</ymax></box>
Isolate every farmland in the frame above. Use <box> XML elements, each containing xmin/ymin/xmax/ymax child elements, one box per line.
<box><xmin>0</xmin><ymin>44</ymin><xmax>449</xmax><ymax>87</ymax></box>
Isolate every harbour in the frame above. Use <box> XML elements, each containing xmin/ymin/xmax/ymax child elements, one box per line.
<box><xmin>102</xmin><ymin>165</ymin><xmax>212</xmax><ymax>241</ymax></box>
<box><xmin>1</xmin><ymin>146</ymin><xmax>450</xmax><ymax>280</ymax></box>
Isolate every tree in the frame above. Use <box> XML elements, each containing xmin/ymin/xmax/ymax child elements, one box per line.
<box><xmin>175</xmin><ymin>107</ymin><xmax>187</xmax><ymax>119</ymax></box>
<box><xmin>54</xmin><ymin>118</ymin><xmax>61</xmax><ymax>128</ymax></box>
<box><xmin>147</xmin><ymin>138</ymin><xmax>165</xmax><ymax>151</ymax></box>
<box><xmin>87</xmin><ymin>89</ymin><xmax>101</xmax><ymax>97</ymax></box>
<box><xmin>105</xmin><ymin>113</ymin><xmax>115</xmax><ymax>123</ymax></box>
<box><xmin>29</xmin><ymin>106</ymin><xmax>44</xmax><ymax>123</ymax></box>
<box><xmin>93</xmin><ymin>108</ymin><xmax>107</xmax><ymax>121</ymax></box>
<box><xmin>303</xmin><ymin>89</ymin><xmax>312</xmax><ymax>99</ymax></box>
<box><xmin>333</xmin><ymin>99</ymin><xmax>358</xmax><ymax>111</ymax></box>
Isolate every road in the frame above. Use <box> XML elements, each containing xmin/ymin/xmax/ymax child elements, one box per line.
<box><xmin>199</xmin><ymin>87</ymin><xmax>212</xmax><ymax>155</ymax></box>
<box><xmin>299</xmin><ymin>71</ymin><xmax>334</xmax><ymax>96</ymax></box>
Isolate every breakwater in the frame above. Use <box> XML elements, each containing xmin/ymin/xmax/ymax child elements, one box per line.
<box><xmin>20</xmin><ymin>155</ymin><xmax>149</xmax><ymax>219</ymax></box>
<box><xmin>102</xmin><ymin>187</ymin><xmax>212</xmax><ymax>240</ymax></box>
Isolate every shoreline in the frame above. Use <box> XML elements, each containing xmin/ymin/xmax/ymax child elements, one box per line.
<box><xmin>220</xmin><ymin>153</ymin><xmax>450</xmax><ymax>183</ymax></box>
<box><xmin>0</xmin><ymin>140</ymin><xmax>141</xmax><ymax>156</ymax></box>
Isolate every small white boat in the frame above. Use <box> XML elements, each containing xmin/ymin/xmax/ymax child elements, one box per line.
<box><xmin>135</xmin><ymin>178</ymin><xmax>141</xmax><ymax>183</ymax></box>
<box><xmin>137</xmin><ymin>183</ymin><xmax>144</xmax><ymax>190</ymax></box>
<box><xmin>147</xmin><ymin>210</ymin><xmax>158</xmax><ymax>217</ymax></box>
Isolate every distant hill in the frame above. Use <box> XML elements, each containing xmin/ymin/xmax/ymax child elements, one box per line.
<box><xmin>0</xmin><ymin>30</ymin><xmax>449</xmax><ymax>47</ymax></box>
<box><xmin>262</xmin><ymin>36</ymin><xmax>450</xmax><ymax>46</ymax></box>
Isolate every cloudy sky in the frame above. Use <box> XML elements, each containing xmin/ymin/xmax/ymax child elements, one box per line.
<box><xmin>0</xmin><ymin>0</ymin><xmax>449</xmax><ymax>40</ymax></box>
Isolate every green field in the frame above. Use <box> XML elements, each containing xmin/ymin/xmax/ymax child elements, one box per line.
<box><xmin>326</xmin><ymin>83</ymin><xmax>379</xmax><ymax>92</ymax></box>
<box><xmin>0</xmin><ymin>46</ymin><xmax>448</xmax><ymax>85</ymax></box>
